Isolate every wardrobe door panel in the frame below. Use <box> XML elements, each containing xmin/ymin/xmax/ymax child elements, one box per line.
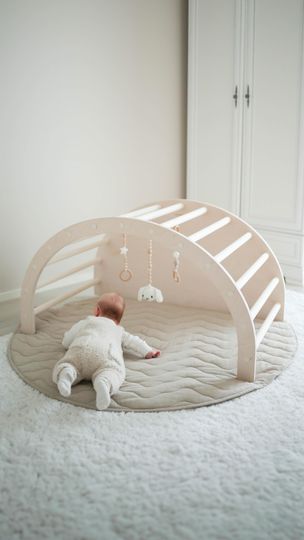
<box><xmin>187</xmin><ymin>0</ymin><xmax>243</xmax><ymax>212</ymax></box>
<box><xmin>241</xmin><ymin>0</ymin><xmax>304</xmax><ymax>232</ymax></box>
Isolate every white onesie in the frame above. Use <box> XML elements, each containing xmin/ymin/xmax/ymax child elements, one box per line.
<box><xmin>52</xmin><ymin>316</ymin><xmax>153</xmax><ymax>396</ymax></box>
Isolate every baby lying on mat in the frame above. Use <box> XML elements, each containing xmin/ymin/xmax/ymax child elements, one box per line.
<box><xmin>52</xmin><ymin>292</ymin><xmax>160</xmax><ymax>410</ymax></box>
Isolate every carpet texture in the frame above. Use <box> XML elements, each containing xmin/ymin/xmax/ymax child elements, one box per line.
<box><xmin>0</xmin><ymin>289</ymin><xmax>304</xmax><ymax>540</ymax></box>
<box><xmin>9</xmin><ymin>298</ymin><xmax>297</xmax><ymax>411</ymax></box>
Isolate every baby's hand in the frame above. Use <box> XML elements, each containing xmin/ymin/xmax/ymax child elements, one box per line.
<box><xmin>145</xmin><ymin>350</ymin><xmax>160</xmax><ymax>359</ymax></box>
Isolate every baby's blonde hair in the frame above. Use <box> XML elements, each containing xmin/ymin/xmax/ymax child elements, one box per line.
<box><xmin>96</xmin><ymin>292</ymin><xmax>125</xmax><ymax>323</ymax></box>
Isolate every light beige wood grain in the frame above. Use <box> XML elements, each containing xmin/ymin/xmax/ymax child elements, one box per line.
<box><xmin>18</xmin><ymin>199</ymin><xmax>286</xmax><ymax>382</ymax></box>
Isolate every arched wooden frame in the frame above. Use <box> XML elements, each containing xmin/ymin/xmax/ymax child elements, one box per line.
<box><xmin>20</xmin><ymin>199</ymin><xmax>285</xmax><ymax>383</ymax></box>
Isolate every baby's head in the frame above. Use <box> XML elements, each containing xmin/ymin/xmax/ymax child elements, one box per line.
<box><xmin>94</xmin><ymin>292</ymin><xmax>125</xmax><ymax>324</ymax></box>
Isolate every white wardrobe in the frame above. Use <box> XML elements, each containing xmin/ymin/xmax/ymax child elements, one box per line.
<box><xmin>187</xmin><ymin>0</ymin><xmax>304</xmax><ymax>285</ymax></box>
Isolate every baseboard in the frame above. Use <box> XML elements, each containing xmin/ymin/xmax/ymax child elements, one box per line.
<box><xmin>281</xmin><ymin>263</ymin><xmax>304</xmax><ymax>287</ymax></box>
<box><xmin>0</xmin><ymin>272</ymin><xmax>94</xmax><ymax>304</ymax></box>
<box><xmin>0</xmin><ymin>288</ymin><xmax>21</xmax><ymax>303</ymax></box>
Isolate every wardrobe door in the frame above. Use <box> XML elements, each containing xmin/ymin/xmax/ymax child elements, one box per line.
<box><xmin>241</xmin><ymin>0</ymin><xmax>304</xmax><ymax>234</ymax></box>
<box><xmin>187</xmin><ymin>0</ymin><xmax>244</xmax><ymax>213</ymax></box>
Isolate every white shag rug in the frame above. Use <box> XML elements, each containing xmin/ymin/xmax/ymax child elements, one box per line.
<box><xmin>0</xmin><ymin>289</ymin><xmax>304</xmax><ymax>540</ymax></box>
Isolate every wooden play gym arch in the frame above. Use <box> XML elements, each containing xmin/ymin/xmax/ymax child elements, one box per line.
<box><xmin>20</xmin><ymin>199</ymin><xmax>285</xmax><ymax>383</ymax></box>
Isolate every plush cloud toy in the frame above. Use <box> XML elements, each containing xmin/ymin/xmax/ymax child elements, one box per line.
<box><xmin>137</xmin><ymin>284</ymin><xmax>164</xmax><ymax>303</ymax></box>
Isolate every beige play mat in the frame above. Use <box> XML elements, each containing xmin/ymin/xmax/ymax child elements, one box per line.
<box><xmin>9</xmin><ymin>298</ymin><xmax>297</xmax><ymax>412</ymax></box>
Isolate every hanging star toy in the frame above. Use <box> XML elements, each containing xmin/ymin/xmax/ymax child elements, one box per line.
<box><xmin>119</xmin><ymin>233</ymin><xmax>133</xmax><ymax>281</ymax></box>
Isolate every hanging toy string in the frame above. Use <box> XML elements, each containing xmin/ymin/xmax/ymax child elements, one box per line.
<box><xmin>148</xmin><ymin>239</ymin><xmax>153</xmax><ymax>285</ymax></box>
<box><xmin>137</xmin><ymin>238</ymin><xmax>164</xmax><ymax>303</ymax></box>
<box><xmin>119</xmin><ymin>233</ymin><xmax>133</xmax><ymax>282</ymax></box>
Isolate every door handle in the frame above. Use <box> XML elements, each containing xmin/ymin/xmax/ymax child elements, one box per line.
<box><xmin>245</xmin><ymin>85</ymin><xmax>250</xmax><ymax>107</ymax></box>
<box><xmin>233</xmin><ymin>85</ymin><xmax>238</xmax><ymax>107</ymax></box>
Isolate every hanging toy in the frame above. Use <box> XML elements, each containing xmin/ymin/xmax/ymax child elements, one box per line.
<box><xmin>172</xmin><ymin>251</ymin><xmax>181</xmax><ymax>283</ymax></box>
<box><xmin>119</xmin><ymin>233</ymin><xmax>133</xmax><ymax>281</ymax></box>
<box><xmin>138</xmin><ymin>239</ymin><xmax>164</xmax><ymax>303</ymax></box>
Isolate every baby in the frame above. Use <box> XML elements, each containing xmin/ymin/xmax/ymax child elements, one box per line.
<box><xmin>52</xmin><ymin>292</ymin><xmax>160</xmax><ymax>410</ymax></box>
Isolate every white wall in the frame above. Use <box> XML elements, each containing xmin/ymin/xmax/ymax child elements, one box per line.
<box><xmin>0</xmin><ymin>0</ymin><xmax>187</xmax><ymax>296</ymax></box>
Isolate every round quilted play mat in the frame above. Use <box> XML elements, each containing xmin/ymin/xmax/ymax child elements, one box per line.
<box><xmin>9</xmin><ymin>298</ymin><xmax>297</xmax><ymax>412</ymax></box>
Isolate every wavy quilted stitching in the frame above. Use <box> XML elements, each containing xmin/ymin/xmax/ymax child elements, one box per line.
<box><xmin>8</xmin><ymin>297</ymin><xmax>297</xmax><ymax>411</ymax></box>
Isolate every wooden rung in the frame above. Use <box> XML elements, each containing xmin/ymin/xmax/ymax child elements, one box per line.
<box><xmin>48</xmin><ymin>240</ymin><xmax>104</xmax><ymax>265</ymax></box>
<box><xmin>137</xmin><ymin>203</ymin><xmax>184</xmax><ymax>221</ymax></box>
<box><xmin>38</xmin><ymin>258</ymin><xmax>101</xmax><ymax>289</ymax></box>
<box><xmin>214</xmin><ymin>232</ymin><xmax>252</xmax><ymax>263</ymax></box>
<box><xmin>250</xmin><ymin>277</ymin><xmax>280</xmax><ymax>320</ymax></box>
<box><xmin>34</xmin><ymin>278</ymin><xmax>100</xmax><ymax>315</ymax></box>
<box><xmin>256</xmin><ymin>303</ymin><xmax>281</xmax><ymax>347</ymax></box>
<box><xmin>188</xmin><ymin>217</ymin><xmax>231</xmax><ymax>243</ymax></box>
<box><xmin>122</xmin><ymin>204</ymin><xmax>161</xmax><ymax>218</ymax></box>
<box><xmin>236</xmin><ymin>253</ymin><xmax>270</xmax><ymax>290</ymax></box>
<box><xmin>161</xmin><ymin>207</ymin><xmax>208</xmax><ymax>228</ymax></box>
